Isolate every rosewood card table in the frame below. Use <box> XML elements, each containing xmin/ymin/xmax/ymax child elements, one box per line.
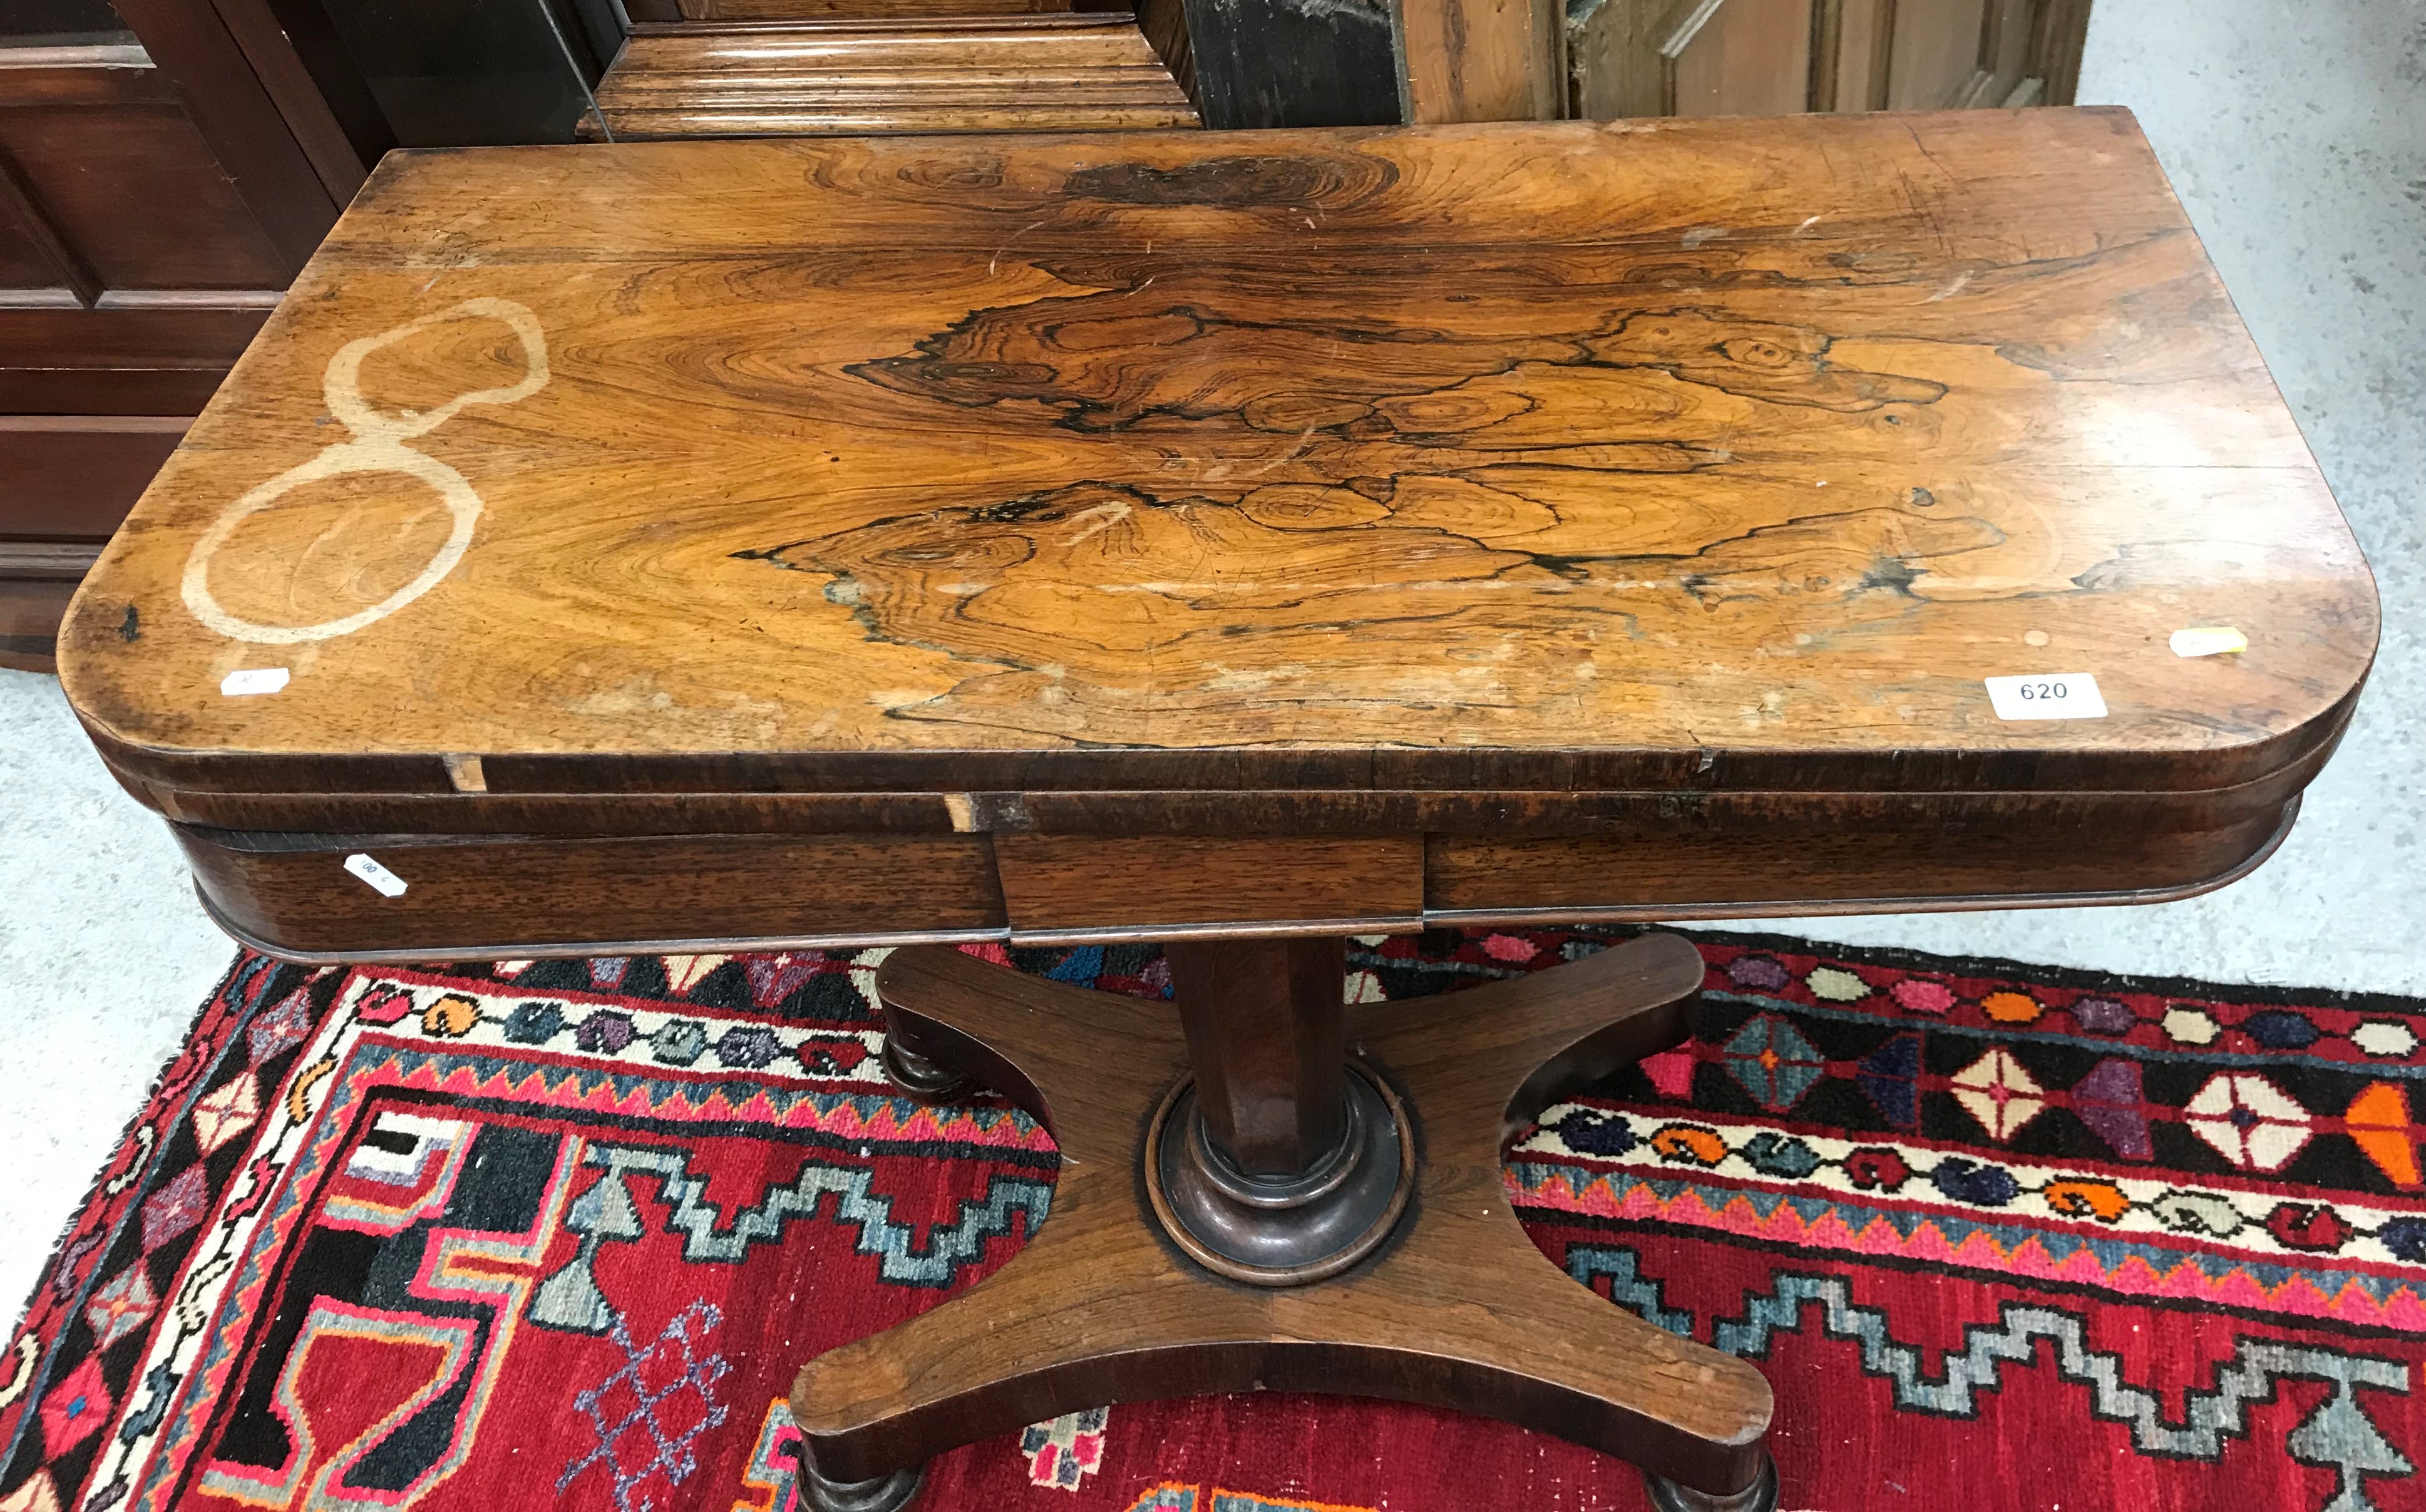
<box><xmin>58</xmin><ymin>109</ymin><xmax>2375</xmax><ymax>1511</ymax></box>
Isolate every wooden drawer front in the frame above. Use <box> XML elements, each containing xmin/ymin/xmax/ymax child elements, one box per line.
<box><xmin>180</xmin><ymin>829</ymin><xmax>1004</xmax><ymax>959</ymax></box>
<box><xmin>1426</xmin><ymin>807</ymin><xmax>2294</xmax><ymax>916</ymax></box>
<box><xmin>994</xmin><ymin>835</ymin><xmax>1422</xmax><ymax>937</ymax></box>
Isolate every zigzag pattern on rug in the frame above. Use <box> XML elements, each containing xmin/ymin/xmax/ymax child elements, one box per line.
<box><xmin>533</xmin><ymin>1140</ymin><xmax>1056</xmax><ymax>1333</ymax></box>
<box><xmin>1568</xmin><ymin>1244</ymin><xmax>2414</xmax><ymax>1511</ymax></box>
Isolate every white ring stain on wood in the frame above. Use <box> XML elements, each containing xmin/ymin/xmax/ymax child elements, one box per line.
<box><xmin>180</xmin><ymin>297</ymin><xmax>550</xmax><ymax>645</ymax></box>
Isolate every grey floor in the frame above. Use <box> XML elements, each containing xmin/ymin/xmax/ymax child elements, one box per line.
<box><xmin>4</xmin><ymin>1</ymin><xmax>2422</xmax><ymax>1322</ymax></box>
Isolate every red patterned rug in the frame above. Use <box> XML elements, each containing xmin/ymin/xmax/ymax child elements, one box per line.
<box><xmin>6</xmin><ymin>928</ymin><xmax>2425</xmax><ymax>1512</ymax></box>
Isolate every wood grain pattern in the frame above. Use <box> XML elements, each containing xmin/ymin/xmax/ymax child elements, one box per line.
<box><xmin>1166</xmin><ymin>935</ymin><xmax>1350</xmax><ymax>1174</ymax></box>
<box><xmin>589</xmin><ymin>17</ymin><xmax>1198</xmax><ymax>139</ymax></box>
<box><xmin>793</xmin><ymin>932</ymin><xmax>1772</xmax><ymax>1494</ymax></box>
<box><xmin>175</xmin><ymin>826</ymin><xmax>1007</xmax><ymax>956</ymax></box>
<box><xmin>1395</xmin><ymin>0</ymin><xmax>1564</xmax><ymax>123</ymax></box>
<box><xmin>61</xmin><ymin>115</ymin><xmax>2375</xmax><ymax>789</ymax></box>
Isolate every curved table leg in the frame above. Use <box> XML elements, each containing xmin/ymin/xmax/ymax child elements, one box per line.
<box><xmin>791</xmin><ymin>934</ymin><xmax>1774</xmax><ymax>1507</ymax></box>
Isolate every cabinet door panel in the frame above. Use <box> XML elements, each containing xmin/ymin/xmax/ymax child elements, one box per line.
<box><xmin>0</xmin><ymin>75</ymin><xmax>292</xmax><ymax>290</ymax></box>
<box><xmin>1571</xmin><ymin>0</ymin><xmax>2090</xmax><ymax>121</ymax></box>
<box><xmin>1570</xmin><ymin>0</ymin><xmax>1814</xmax><ymax>120</ymax></box>
<box><xmin>1670</xmin><ymin>0</ymin><xmax>1811</xmax><ymax>116</ymax></box>
<box><xmin>1885</xmin><ymin>0</ymin><xmax>1985</xmax><ymax>109</ymax></box>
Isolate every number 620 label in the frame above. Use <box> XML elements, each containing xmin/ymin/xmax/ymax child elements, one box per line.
<box><xmin>1985</xmin><ymin>672</ymin><xmax>2108</xmax><ymax>721</ymax></box>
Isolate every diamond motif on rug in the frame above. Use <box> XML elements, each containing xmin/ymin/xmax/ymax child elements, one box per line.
<box><xmin>137</xmin><ymin>1165</ymin><xmax>207</xmax><ymax>1253</ymax></box>
<box><xmin>2186</xmin><ymin>1071</ymin><xmax>2313</xmax><ymax>1171</ymax></box>
<box><xmin>1949</xmin><ymin>1047</ymin><xmax>2045</xmax><ymax>1143</ymax></box>
<box><xmin>80</xmin><ymin>1268</ymin><xmax>156</xmax><ymax>1352</ymax></box>
<box><xmin>187</xmin><ymin>1074</ymin><xmax>259</xmax><ymax>1155</ymax></box>
<box><xmin>37</xmin><ymin>1358</ymin><xmax>111</xmax><ymax>1456</ymax></box>
<box><xmin>1721</xmin><ymin>1014</ymin><xmax>1824</xmax><ymax>1111</ymax></box>
<box><xmin>557</xmin><ymin>1300</ymin><xmax>731</xmax><ymax>1512</ymax></box>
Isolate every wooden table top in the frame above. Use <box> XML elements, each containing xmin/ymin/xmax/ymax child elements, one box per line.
<box><xmin>62</xmin><ymin>109</ymin><xmax>2375</xmax><ymax>802</ymax></box>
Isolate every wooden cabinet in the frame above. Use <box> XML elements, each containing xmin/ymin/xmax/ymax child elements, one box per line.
<box><xmin>0</xmin><ymin>0</ymin><xmax>364</xmax><ymax>671</ymax></box>
<box><xmin>1568</xmin><ymin>0</ymin><xmax>2091</xmax><ymax>120</ymax></box>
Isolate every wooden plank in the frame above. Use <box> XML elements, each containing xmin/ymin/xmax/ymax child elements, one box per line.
<box><xmin>591</xmin><ymin>17</ymin><xmax>1197</xmax><ymax>138</ymax></box>
<box><xmin>1396</xmin><ymin>0</ymin><xmax>1563</xmax><ymax>122</ymax></box>
<box><xmin>995</xmin><ymin>835</ymin><xmax>1422</xmax><ymax>933</ymax></box>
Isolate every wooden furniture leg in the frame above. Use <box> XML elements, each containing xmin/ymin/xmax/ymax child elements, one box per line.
<box><xmin>789</xmin><ymin>933</ymin><xmax>1777</xmax><ymax>1511</ymax></box>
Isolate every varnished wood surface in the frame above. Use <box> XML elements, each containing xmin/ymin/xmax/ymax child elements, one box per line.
<box><xmin>1395</xmin><ymin>0</ymin><xmax>1563</xmax><ymax>124</ymax></box>
<box><xmin>62</xmin><ymin>112</ymin><xmax>2373</xmax><ymax>803</ymax></box>
<box><xmin>793</xmin><ymin>933</ymin><xmax>1772</xmax><ymax>1494</ymax></box>
<box><xmin>177</xmin><ymin>826</ymin><xmax>1008</xmax><ymax>956</ymax></box>
<box><xmin>1166</xmin><ymin>935</ymin><xmax>1350</xmax><ymax>1173</ymax></box>
<box><xmin>994</xmin><ymin>833</ymin><xmax>1423</xmax><ymax>930</ymax></box>
<box><xmin>588</xmin><ymin>17</ymin><xmax>1198</xmax><ymax>140</ymax></box>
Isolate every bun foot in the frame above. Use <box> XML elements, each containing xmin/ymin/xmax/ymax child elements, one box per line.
<box><xmin>800</xmin><ymin>1462</ymin><xmax>923</xmax><ymax>1512</ymax></box>
<box><xmin>879</xmin><ymin>1035</ymin><xmax>976</xmax><ymax>1103</ymax></box>
<box><xmin>1646</xmin><ymin>1453</ymin><xmax>1779</xmax><ymax>1512</ymax></box>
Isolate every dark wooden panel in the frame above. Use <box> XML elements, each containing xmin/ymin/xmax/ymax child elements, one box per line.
<box><xmin>0</xmin><ymin>575</ymin><xmax>75</xmax><ymax>671</ymax></box>
<box><xmin>0</xmin><ymin>93</ymin><xmax>294</xmax><ymax>288</ymax></box>
<box><xmin>1132</xmin><ymin>0</ymin><xmax>1192</xmax><ymax>101</ymax></box>
<box><xmin>0</xmin><ymin>414</ymin><xmax>185</xmax><ymax>538</ymax></box>
<box><xmin>995</xmin><ymin>834</ymin><xmax>1422</xmax><ymax>933</ymax></box>
<box><xmin>207</xmin><ymin>0</ymin><xmax>374</xmax><ymax>203</ymax></box>
<box><xmin>108</xmin><ymin>0</ymin><xmax>338</xmax><ymax>270</ymax></box>
<box><xmin>178</xmin><ymin>828</ymin><xmax>1008</xmax><ymax>957</ymax></box>
<box><xmin>0</xmin><ymin>366</ymin><xmax>229</xmax><ymax>414</ymax></box>
<box><xmin>0</xmin><ymin>203</ymin><xmax>61</xmax><ymax>289</ymax></box>
<box><xmin>0</xmin><ymin>303</ymin><xmax>268</xmax><ymax>412</ymax></box>
<box><xmin>1426</xmin><ymin>805</ymin><xmax>2296</xmax><ymax>915</ymax></box>
<box><xmin>99</xmin><ymin>708</ymin><xmax>2348</xmax><ymax>844</ymax></box>
<box><xmin>1181</xmin><ymin>0</ymin><xmax>1397</xmax><ymax>127</ymax></box>
<box><xmin>0</xmin><ymin>138</ymin><xmax>99</xmax><ymax>301</ymax></box>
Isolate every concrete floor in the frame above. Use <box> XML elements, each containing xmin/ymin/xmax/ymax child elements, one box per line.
<box><xmin>4</xmin><ymin>0</ymin><xmax>2423</xmax><ymax>1323</ymax></box>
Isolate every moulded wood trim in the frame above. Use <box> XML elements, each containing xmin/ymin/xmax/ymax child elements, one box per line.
<box><xmin>185</xmin><ymin>797</ymin><xmax>2296</xmax><ymax>966</ymax></box>
<box><xmin>0</xmin><ymin>542</ymin><xmax>103</xmax><ymax>579</ymax></box>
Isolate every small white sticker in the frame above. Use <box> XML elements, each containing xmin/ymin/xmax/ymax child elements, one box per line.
<box><xmin>344</xmin><ymin>853</ymin><xmax>408</xmax><ymax>897</ymax></box>
<box><xmin>2170</xmin><ymin>626</ymin><xmax>2248</xmax><ymax>658</ymax></box>
<box><xmin>1985</xmin><ymin>672</ymin><xmax>2107</xmax><ymax>721</ymax></box>
<box><xmin>220</xmin><ymin>667</ymin><xmax>290</xmax><ymax>696</ymax></box>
